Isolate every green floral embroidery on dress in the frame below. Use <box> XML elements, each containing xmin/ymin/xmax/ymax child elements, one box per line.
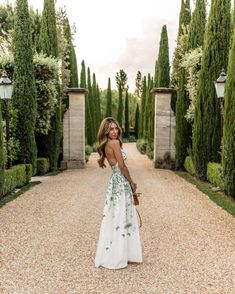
<box><xmin>103</xmin><ymin>149</ymin><xmax>136</xmax><ymax>247</ymax></box>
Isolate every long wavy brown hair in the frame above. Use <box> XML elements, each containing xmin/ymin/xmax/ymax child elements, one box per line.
<box><xmin>97</xmin><ymin>117</ymin><xmax>122</xmax><ymax>168</ymax></box>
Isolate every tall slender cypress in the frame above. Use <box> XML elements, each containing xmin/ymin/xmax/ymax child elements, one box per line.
<box><xmin>192</xmin><ymin>0</ymin><xmax>231</xmax><ymax>179</ymax></box>
<box><xmin>124</xmin><ymin>90</ymin><xmax>129</xmax><ymax>138</ymax></box>
<box><xmin>96</xmin><ymin>84</ymin><xmax>101</xmax><ymax>124</ymax></box>
<box><xmin>187</xmin><ymin>0</ymin><xmax>206</xmax><ymax>50</ymax></box>
<box><xmin>64</xmin><ymin>17</ymin><xmax>78</xmax><ymax>87</ymax></box>
<box><xmin>13</xmin><ymin>0</ymin><xmax>37</xmax><ymax>172</ymax></box>
<box><xmin>222</xmin><ymin>5</ymin><xmax>235</xmax><ymax>197</ymax></box>
<box><xmin>0</xmin><ymin>102</ymin><xmax>4</xmax><ymax>195</ymax></box>
<box><xmin>116</xmin><ymin>69</ymin><xmax>127</xmax><ymax>128</ymax></box>
<box><xmin>134</xmin><ymin>103</ymin><xmax>140</xmax><ymax>139</ymax></box>
<box><xmin>140</xmin><ymin>76</ymin><xmax>147</xmax><ymax>138</ymax></box>
<box><xmin>148</xmin><ymin>77</ymin><xmax>154</xmax><ymax>142</ymax></box>
<box><xmin>80</xmin><ymin>61</ymin><xmax>91</xmax><ymax>144</ymax></box>
<box><xmin>38</xmin><ymin>0</ymin><xmax>60</xmax><ymax>170</ymax></box>
<box><xmin>156</xmin><ymin>25</ymin><xmax>170</xmax><ymax>87</ymax></box>
<box><xmin>39</xmin><ymin>0</ymin><xmax>58</xmax><ymax>57</ymax></box>
<box><xmin>80</xmin><ymin>60</ymin><xmax>86</xmax><ymax>88</ymax></box>
<box><xmin>92</xmin><ymin>73</ymin><xmax>98</xmax><ymax>135</ymax></box>
<box><xmin>87</xmin><ymin>67</ymin><xmax>94</xmax><ymax>145</ymax></box>
<box><xmin>145</xmin><ymin>74</ymin><xmax>152</xmax><ymax>140</ymax></box>
<box><xmin>154</xmin><ymin>60</ymin><xmax>158</xmax><ymax>87</ymax></box>
<box><xmin>175</xmin><ymin>0</ymin><xmax>192</xmax><ymax>169</ymax></box>
<box><xmin>105</xmin><ymin>78</ymin><xmax>112</xmax><ymax>117</ymax></box>
<box><xmin>171</xmin><ymin>0</ymin><xmax>191</xmax><ymax>113</ymax></box>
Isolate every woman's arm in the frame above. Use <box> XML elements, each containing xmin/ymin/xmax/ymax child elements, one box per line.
<box><xmin>111</xmin><ymin>140</ymin><xmax>137</xmax><ymax>192</ymax></box>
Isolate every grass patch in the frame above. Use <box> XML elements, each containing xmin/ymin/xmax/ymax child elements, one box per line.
<box><xmin>175</xmin><ymin>171</ymin><xmax>235</xmax><ymax>217</ymax></box>
<box><xmin>0</xmin><ymin>181</ymin><xmax>41</xmax><ymax>208</ymax></box>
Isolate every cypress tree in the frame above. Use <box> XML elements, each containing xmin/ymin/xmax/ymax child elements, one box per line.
<box><xmin>39</xmin><ymin>0</ymin><xmax>58</xmax><ymax>57</ymax></box>
<box><xmin>64</xmin><ymin>17</ymin><xmax>78</xmax><ymax>87</ymax></box>
<box><xmin>140</xmin><ymin>76</ymin><xmax>147</xmax><ymax>138</ymax></box>
<box><xmin>80</xmin><ymin>60</ymin><xmax>86</xmax><ymax>88</ymax></box>
<box><xmin>192</xmin><ymin>0</ymin><xmax>231</xmax><ymax>179</ymax></box>
<box><xmin>148</xmin><ymin>77</ymin><xmax>154</xmax><ymax>142</ymax></box>
<box><xmin>145</xmin><ymin>74</ymin><xmax>152</xmax><ymax>140</ymax></box>
<box><xmin>134</xmin><ymin>71</ymin><xmax>142</xmax><ymax>98</ymax></box>
<box><xmin>96</xmin><ymin>84</ymin><xmax>101</xmax><ymax>124</ymax></box>
<box><xmin>0</xmin><ymin>102</ymin><xmax>4</xmax><ymax>195</ymax></box>
<box><xmin>70</xmin><ymin>46</ymin><xmax>78</xmax><ymax>87</ymax></box>
<box><xmin>154</xmin><ymin>60</ymin><xmax>158</xmax><ymax>87</ymax></box>
<box><xmin>175</xmin><ymin>0</ymin><xmax>206</xmax><ymax>169</ymax></box>
<box><xmin>87</xmin><ymin>67</ymin><xmax>94</xmax><ymax>145</ymax></box>
<box><xmin>12</xmin><ymin>0</ymin><xmax>37</xmax><ymax>172</ymax></box>
<box><xmin>178</xmin><ymin>0</ymin><xmax>185</xmax><ymax>38</ymax></box>
<box><xmin>124</xmin><ymin>89</ymin><xmax>129</xmax><ymax>138</ymax></box>
<box><xmin>171</xmin><ymin>0</ymin><xmax>191</xmax><ymax>111</ymax></box>
<box><xmin>175</xmin><ymin>71</ymin><xmax>192</xmax><ymax>169</ymax></box>
<box><xmin>80</xmin><ymin>60</ymin><xmax>89</xmax><ymax>144</ymax></box>
<box><xmin>92</xmin><ymin>73</ymin><xmax>98</xmax><ymax>135</ymax></box>
<box><xmin>222</xmin><ymin>6</ymin><xmax>235</xmax><ymax>197</ymax></box>
<box><xmin>117</xmin><ymin>84</ymin><xmax>123</xmax><ymax>128</ymax></box>
<box><xmin>38</xmin><ymin>0</ymin><xmax>60</xmax><ymax>170</ymax></box>
<box><xmin>175</xmin><ymin>0</ymin><xmax>192</xmax><ymax>169</ymax></box>
<box><xmin>178</xmin><ymin>0</ymin><xmax>191</xmax><ymax>38</ymax></box>
<box><xmin>187</xmin><ymin>0</ymin><xmax>206</xmax><ymax>50</ymax></box>
<box><xmin>116</xmin><ymin>69</ymin><xmax>127</xmax><ymax>128</ymax></box>
<box><xmin>156</xmin><ymin>25</ymin><xmax>170</xmax><ymax>87</ymax></box>
<box><xmin>105</xmin><ymin>78</ymin><xmax>112</xmax><ymax>117</ymax></box>
<box><xmin>134</xmin><ymin>103</ymin><xmax>140</xmax><ymax>139</ymax></box>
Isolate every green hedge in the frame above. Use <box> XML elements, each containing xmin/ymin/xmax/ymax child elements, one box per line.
<box><xmin>85</xmin><ymin>145</ymin><xmax>93</xmax><ymax>156</ymax></box>
<box><xmin>3</xmin><ymin>164</ymin><xmax>32</xmax><ymax>195</ymax></box>
<box><xmin>207</xmin><ymin>162</ymin><xmax>224</xmax><ymax>190</ymax></box>
<box><xmin>146</xmin><ymin>144</ymin><xmax>154</xmax><ymax>160</ymax></box>
<box><xmin>184</xmin><ymin>156</ymin><xmax>196</xmax><ymax>176</ymax></box>
<box><xmin>136</xmin><ymin>139</ymin><xmax>148</xmax><ymax>154</ymax></box>
<box><xmin>36</xmin><ymin>157</ymin><xmax>50</xmax><ymax>175</ymax></box>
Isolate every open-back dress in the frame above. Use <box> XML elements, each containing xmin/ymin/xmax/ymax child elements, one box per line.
<box><xmin>95</xmin><ymin>148</ymin><xmax>143</xmax><ymax>269</ymax></box>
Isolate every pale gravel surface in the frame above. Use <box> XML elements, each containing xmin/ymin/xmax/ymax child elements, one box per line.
<box><xmin>1</xmin><ymin>143</ymin><xmax>235</xmax><ymax>294</ymax></box>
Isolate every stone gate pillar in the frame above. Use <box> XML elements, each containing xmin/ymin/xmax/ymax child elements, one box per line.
<box><xmin>151</xmin><ymin>88</ymin><xmax>176</xmax><ymax>169</ymax></box>
<box><xmin>60</xmin><ymin>88</ymin><xmax>88</xmax><ymax>169</ymax></box>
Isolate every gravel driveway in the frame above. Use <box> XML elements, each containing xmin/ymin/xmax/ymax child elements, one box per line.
<box><xmin>1</xmin><ymin>143</ymin><xmax>235</xmax><ymax>294</ymax></box>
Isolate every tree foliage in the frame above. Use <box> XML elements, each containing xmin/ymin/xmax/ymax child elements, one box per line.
<box><xmin>39</xmin><ymin>0</ymin><xmax>58</xmax><ymax>57</ymax></box>
<box><xmin>124</xmin><ymin>89</ymin><xmax>130</xmax><ymax>138</ymax></box>
<box><xmin>0</xmin><ymin>101</ymin><xmax>4</xmax><ymax>195</ymax></box>
<box><xmin>105</xmin><ymin>77</ymin><xmax>112</xmax><ymax>117</ymax></box>
<box><xmin>187</xmin><ymin>0</ymin><xmax>206</xmax><ymax>50</ymax></box>
<box><xmin>140</xmin><ymin>76</ymin><xmax>147</xmax><ymax>138</ymax></box>
<box><xmin>222</xmin><ymin>6</ymin><xmax>235</xmax><ymax>197</ymax></box>
<box><xmin>12</xmin><ymin>0</ymin><xmax>37</xmax><ymax>172</ymax></box>
<box><xmin>156</xmin><ymin>25</ymin><xmax>170</xmax><ymax>87</ymax></box>
<box><xmin>192</xmin><ymin>0</ymin><xmax>231</xmax><ymax>179</ymax></box>
<box><xmin>134</xmin><ymin>103</ymin><xmax>140</xmax><ymax>139</ymax></box>
<box><xmin>116</xmin><ymin>69</ymin><xmax>127</xmax><ymax>128</ymax></box>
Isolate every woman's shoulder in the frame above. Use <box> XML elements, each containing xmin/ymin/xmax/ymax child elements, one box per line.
<box><xmin>107</xmin><ymin>139</ymin><xmax>121</xmax><ymax>148</ymax></box>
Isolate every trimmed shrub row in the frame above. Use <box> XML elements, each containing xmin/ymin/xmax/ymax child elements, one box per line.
<box><xmin>207</xmin><ymin>162</ymin><xmax>224</xmax><ymax>190</ymax></box>
<box><xmin>36</xmin><ymin>157</ymin><xmax>50</xmax><ymax>175</ymax></box>
<box><xmin>3</xmin><ymin>164</ymin><xmax>32</xmax><ymax>196</ymax></box>
<box><xmin>136</xmin><ymin>139</ymin><xmax>148</xmax><ymax>154</ymax></box>
<box><xmin>184</xmin><ymin>156</ymin><xmax>224</xmax><ymax>189</ymax></box>
<box><xmin>184</xmin><ymin>156</ymin><xmax>196</xmax><ymax>176</ymax></box>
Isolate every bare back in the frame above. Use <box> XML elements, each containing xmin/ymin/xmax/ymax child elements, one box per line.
<box><xmin>104</xmin><ymin>140</ymin><xmax>119</xmax><ymax>167</ymax></box>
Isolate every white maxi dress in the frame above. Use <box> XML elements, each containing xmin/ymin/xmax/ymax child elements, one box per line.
<box><xmin>95</xmin><ymin>148</ymin><xmax>143</xmax><ymax>269</ymax></box>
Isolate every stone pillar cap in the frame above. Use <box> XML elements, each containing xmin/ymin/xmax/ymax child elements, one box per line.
<box><xmin>64</xmin><ymin>88</ymin><xmax>88</xmax><ymax>94</ymax></box>
<box><xmin>151</xmin><ymin>87</ymin><xmax>175</xmax><ymax>94</ymax></box>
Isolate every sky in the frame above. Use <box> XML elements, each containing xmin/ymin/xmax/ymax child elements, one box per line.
<box><xmin>1</xmin><ymin>0</ymin><xmax>197</xmax><ymax>92</ymax></box>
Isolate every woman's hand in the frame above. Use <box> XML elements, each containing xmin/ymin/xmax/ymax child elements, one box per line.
<box><xmin>130</xmin><ymin>181</ymin><xmax>137</xmax><ymax>193</ymax></box>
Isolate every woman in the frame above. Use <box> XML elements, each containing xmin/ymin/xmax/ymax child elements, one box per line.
<box><xmin>94</xmin><ymin>117</ymin><xmax>143</xmax><ymax>269</ymax></box>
